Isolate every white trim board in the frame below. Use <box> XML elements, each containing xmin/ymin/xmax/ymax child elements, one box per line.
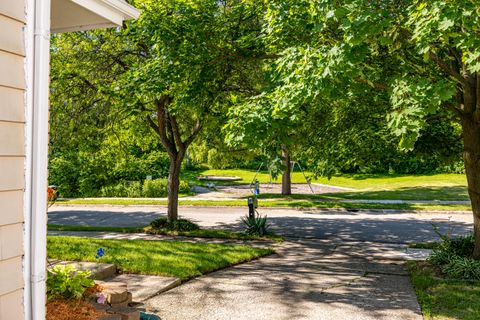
<box><xmin>51</xmin><ymin>0</ymin><xmax>140</xmax><ymax>33</ymax></box>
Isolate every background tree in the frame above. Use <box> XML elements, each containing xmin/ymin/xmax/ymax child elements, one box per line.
<box><xmin>260</xmin><ymin>0</ymin><xmax>480</xmax><ymax>256</ymax></box>
<box><xmin>112</xmin><ymin>0</ymin><xmax>267</xmax><ymax>220</ymax></box>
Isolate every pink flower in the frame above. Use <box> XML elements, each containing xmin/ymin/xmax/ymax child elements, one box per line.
<box><xmin>97</xmin><ymin>293</ymin><xmax>106</xmax><ymax>304</ymax></box>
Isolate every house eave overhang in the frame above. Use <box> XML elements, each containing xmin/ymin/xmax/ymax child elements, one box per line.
<box><xmin>51</xmin><ymin>0</ymin><xmax>140</xmax><ymax>33</ymax></box>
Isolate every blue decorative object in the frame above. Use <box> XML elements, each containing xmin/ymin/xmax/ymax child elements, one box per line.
<box><xmin>95</xmin><ymin>247</ymin><xmax>105</xmax><ymax>259</ymax></box>
<box><xmin>140</xmin><ymin>311</ymin><xmax>161</xmax><ymax>320</ymax></box>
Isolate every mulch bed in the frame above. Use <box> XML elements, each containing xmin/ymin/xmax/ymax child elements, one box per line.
<box><xmin>47</xmin><ymin>284</ymin><xmax>106</xmax><ymax>320</ymax></box>
<box><xmin>46</xmin><ymin>298</ymin><xmax>104</xmax><ymax>320</ymax></box>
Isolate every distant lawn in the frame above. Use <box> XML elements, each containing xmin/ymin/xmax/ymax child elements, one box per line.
<box><xmin>183</xmin><ymin>169</ymin><xmax>468</xmax><ymax>201</ymax></box>
<box><xmin>55</xmin><ymin>198</ymin><xmax>472</xmax><ymax>211</ymax></box>
<box><xmin>47</xmin><ymin>236</ymin><xmax>274</xmax><ymax>280</ymax></box>
<box><xmin>259</xmin><ymin>186</ymin><xmax>469</xmax><ymax>201</ymax></box>
<box><xmin>407</xmin><ymin>261</ymin><xmax>480</xmax><ymax>320</ymax></box>
<box><xmin>47</xmin><ymin>224</ymin><xmax>283</xmax><ymax>242</ymax></box>
<box><xmin>312</xmin><ymin>173</ymin><xmax>466</xmax><ymax>190</ymax></box>
<box><xmin>182</xmin><ymin>168</ymin><xmax>313</xmax><ymax>185</ymax></box>
<box><xmin>183</xmin><ymin>169</ymin><xmax>466</xmax><ymax>189</ymax></box>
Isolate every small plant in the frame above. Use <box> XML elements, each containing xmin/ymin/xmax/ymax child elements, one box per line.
<box><xmin>428</xmin><ymin>225</ymin><xmax>479</xmax><ymax>280</ymax></box>
<box><xmin>242</xmin><ymin>215</ymin><xmax>271</xmax><ymax>237</ymax></box>
<box><xmin>46</xmin><ymin>265</ymin><xmax>95</xmax><ymax>301</ymax></box>
<box><xmin>150</xmin><ymin>217</ymin><xmax>200</xmax><ymax>231</ymax></box>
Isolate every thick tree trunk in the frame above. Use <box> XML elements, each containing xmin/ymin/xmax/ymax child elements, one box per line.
<box><xmin>462</xmin><ymin>114</ymin><xmax>480</xmax><ymax>258</ymax></box>
<box><xmin>167</xmin><ymin>153</ymin><xmax>183</xmax><ymax>222</ymax></box>
<box><xmin>281</xmin><ymin>146</ymin><xmax>292</xmax><ymax>195</ymax></box>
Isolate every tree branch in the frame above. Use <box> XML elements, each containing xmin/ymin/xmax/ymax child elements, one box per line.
<box><xmin>354</xmin><ymin>77</ymin><xmax>388</xmax><ymax>91</ymax></box>
<box><xmin>155</xmin><ymin>97</ymin><xmax>177</xmax><ymax>155</ymax></box>
<box><xmin>184</xmin><ymin>120</ymin><xmax>203</xmax><ymax>147</ymax></box>
<box><xmin>428</xmin><ymin>52</ymin><xmax>468</xmax><ymax>86</ymax></box>
<box><xmin>146</xmin><ymin>115</ymin><xmax>160</xmax><ymax>134</ymax></box>
<box><xmin>170</xmin><ymin>116</ymin><xmax>184</xmax><ymax>150</ymax></box>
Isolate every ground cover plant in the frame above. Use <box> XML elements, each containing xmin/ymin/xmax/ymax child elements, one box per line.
<box><xmin>428</xmin><ymin>231</ymin><xmax>480</xmax><ymax>281</ymax></box>
<box><xmin>47</xmin><ymin>236</ymin><xmax>274</xmax><ymax>280</ymax></box>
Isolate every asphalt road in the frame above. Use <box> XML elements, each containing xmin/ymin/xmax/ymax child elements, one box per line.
<box><xmin>48</xmin><ymin>205</ymin><xmax>473</xmax><ymax>244</ymax></box>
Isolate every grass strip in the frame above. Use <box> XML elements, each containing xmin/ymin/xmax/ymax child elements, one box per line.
<box><xmin>47</xmin><ymin>224</ymin><xmax>283</xmax><ymax>242</ymax></box>
<box><xmin>408</xmin><ymin>242</ymin><xmax>440</xmax><ymax>250</ymax></box>
<box><xmin>406</xmin><ymin>261</ymin><xmax>480</xmax><ymax>320</ymax></box>
<box><xmin>47</xmin><ymin>236</ymin><xmax>274</xmax><ymax>280</ymax></box>
<box><xmin>55</xmin><ymin>198</ymin><xmax>472</xmax><ymax>211</ymax></box>
<box><xmin>48</xmin><ymin>224</ymin><xmax>145</xmax><ymax>233</ymax></box>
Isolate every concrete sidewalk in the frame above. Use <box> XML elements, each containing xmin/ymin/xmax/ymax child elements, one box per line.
<box><xmin>145</xmin><ymin>239</ymin><xmax>423</xmax><ymax>320</ymax></box>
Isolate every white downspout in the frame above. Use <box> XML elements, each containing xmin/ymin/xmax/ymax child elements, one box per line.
<box><xmin>24</xmin><ymin>0</ymin><xmax>51</xmax><ymax>319</ymax></box>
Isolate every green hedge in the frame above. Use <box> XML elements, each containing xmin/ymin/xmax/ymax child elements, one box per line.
<box><xmin>101</xmin><ymin>179</ymin><xmax>190</xmax><ymax>198</ymax></box>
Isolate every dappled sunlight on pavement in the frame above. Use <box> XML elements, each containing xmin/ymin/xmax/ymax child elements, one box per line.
<box><xmin>145</xmin><ymin>240</ymin><xmax>422</xmax><ymax>320</ymax></box>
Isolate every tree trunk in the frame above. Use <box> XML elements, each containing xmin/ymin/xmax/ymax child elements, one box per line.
<box><xmin>146</xmin><ymin>96</ymin><xmax>203</xmax><ymax>222</ymax></box>
<box><xmin>462</xmin><ymin>114</ymin><xmax>480</xmax><ymax>258</ymax></box>
<box><xmin>167</xmin><ymin>153</ymin><xmax>183</xmax><ymax>222</ymax></box>
<box><xmin>281</xmin><ymin>146</ymin><xmax>292</xmax><ymax>195</ymax></box>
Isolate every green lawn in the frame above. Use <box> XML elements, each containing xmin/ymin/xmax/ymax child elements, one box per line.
<box><xmin>184</xmin><ymin>169</ymin><xmax>466</xmax><ymax>188</ymax></box>
<box><xmin>56</xmin><ymin>198</ymin><xmax>472</xmax><ymax>211</ymax></box>
<box><xmin>182</xmin><ymin>168</ymin><xmax>314</xmax><ymax>185</ymax></box>
<box><xmin>407</xmin><ymin>261</ymin><xmax>480</xmax><ymax>320</ymax></box>
<box><xmin>259</xmin><ymin>186</ymin><xmax>468</xmax><ymax>201</ymax></box>
<box><xmin>47</xmin><ymin>236</ymin><xmax>274</xmax><ymax>280</ymax></box>
<box><xmin>183</xmin><ymin>169</ymin><xmax>468</xmax><ymax>201</ymax></box>
<box><xmin>47</xmin><ymin>224</ymin><xmax>283</xmax><ymax>242</ymax></box>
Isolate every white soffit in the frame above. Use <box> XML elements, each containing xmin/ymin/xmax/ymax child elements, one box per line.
<box><xmin>51</xmin><ymin>0</ymin><xmax>140</xmax><ymax>33</ymax></box>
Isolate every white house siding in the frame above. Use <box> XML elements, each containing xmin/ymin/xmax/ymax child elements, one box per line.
<box><xmin>0</xmin><ymin>1</ymin><xmax>26</xmax><ymax>319</ymax></box>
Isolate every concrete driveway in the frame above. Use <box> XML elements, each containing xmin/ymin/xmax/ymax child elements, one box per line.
<box><xmin>145</xmin><ymin>239</ymin><xmax>422</xmax><ymax>320</ymax></box>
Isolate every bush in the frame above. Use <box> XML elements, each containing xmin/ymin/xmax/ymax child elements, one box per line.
<box><xmin>100</xmin><ymin>181</ymin><xmax>143</xmax><ymax>198</ymax></box>
<box><xmin>179</xmin><ymin>180</ymin><xmax>191</xmax><ymax>194</ymax></box>
<box><xmin>46</xmin><ymin>265</ymin><xmax>95</xmax><ymax>301</ymax></box>
<box><xmin>142</xmin><ymin>179</ymin><xmax>190</xmax><ymax>197</ymax></box>
<box><xmin>150</xmin><ymin>217</ymin><xmax>200</xmax><ymax>231</ymax></box>
<box><xmin>241</xmin><ymin>215</ymin><xmax>271</xmax><ymax>237</ymax></box>
<box><xmin>428</xmin><ymin>228</ymin><xmax>479</xmax><ymax>280</ymax></box>
<box><xmin>142</xmin><ymin>179</ymin><xmax>169</xmax><ymax>197</ymax></box>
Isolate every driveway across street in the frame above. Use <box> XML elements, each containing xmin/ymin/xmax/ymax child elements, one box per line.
<box><xmin>48</xmin><ymin>205</ymin><xmax>473</xmax><ymax>319</ymax></box>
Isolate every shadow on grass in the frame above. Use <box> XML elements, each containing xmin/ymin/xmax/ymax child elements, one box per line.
<box><xmin>257</xmin><ymin>186</ymin><xmax>469</xmax><ymax>201</ymax></box>
<box><xmin>324</xmin><ymin>186</ymin><xmax>469</xmax><ymax>201</ymax></box>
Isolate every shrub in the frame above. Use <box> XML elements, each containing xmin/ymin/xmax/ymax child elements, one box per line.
<box><xmin>46</xmin><ymin>265</ymin><xmax>95</xmax><ymax>301</ymax></box>
<box><xmin>179</xmin><ymin>180</ymin><xmax>191</xmax><ymax>194</ymax></box>
<box><xmin>100</xmin><ymin>181</ymin><xmax>142</xmax><ymax>198</ymax></box>
<box><xmin>428</xmin><ymin>227</ymin><xmax>479</xmax><ymax>280</ymax></box>
<box><xmin>150</xmin><ymin>217</ymin><xmax>200</xmax><ymax>231</ymax></box>
<box><xmin>142</xmin><ymin>179</ymin><xmax>190</xmax><ymax>197</ymax></box>
<box><xmin>126</xmin><ymin>181</ymin><xmax>142</xmax><ymax>198</ymax></box>
<box><xmin>242</xmin><ymin>215</ymin><xmax>271</xmax><ymax>237</ymax></box>
<box><xmin>143</xmin><ymin>179</ymin><xmax>168</xmax><ymax>197</ymax></box>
